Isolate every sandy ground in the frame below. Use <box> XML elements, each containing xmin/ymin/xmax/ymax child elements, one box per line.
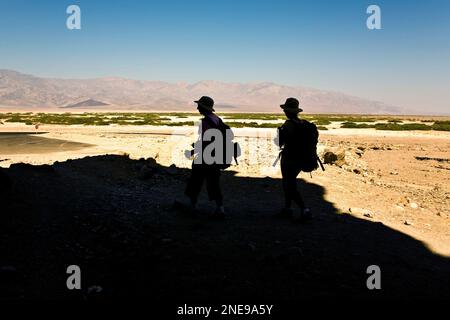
<box><xmin>1</xmin><ymin>122</ymin><xmax>449</xmax><ymax>258</ymax></box>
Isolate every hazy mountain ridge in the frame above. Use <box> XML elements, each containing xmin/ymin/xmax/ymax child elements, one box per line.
<box><xmin>0</xmin><ymin>70</ymin><xmax>403</xmax><ymax>113</ymax></box>
<box><xmin>63</xmin><ymin>99</ymin><xmax>110</xmax><ymax>108</ymax></box>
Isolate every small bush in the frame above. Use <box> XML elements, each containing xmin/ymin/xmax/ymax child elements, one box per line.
<box><xmin>313</xmin><ymin>119</ymin><xmax>331</xmax><ymax>126</ymax></box>
<box><xmin>374</xmin><ymin>123</ymin><xmax>430</xmax><ymax>131</ymax></box>
<box><xmin>341</xmin><ymin>122</ymin><xmax>374</xmax><ymax>129</ymax></box>
<box><xmin>432</xmin><ymin>121</ymin><xmax>450</xmax><ymax>131</ymax></box>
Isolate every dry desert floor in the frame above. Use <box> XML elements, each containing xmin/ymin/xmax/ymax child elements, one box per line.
<box><xmin>1</xmin><ymin>122</ymin><xmax>449</xmax><ymax>258</ymax></box>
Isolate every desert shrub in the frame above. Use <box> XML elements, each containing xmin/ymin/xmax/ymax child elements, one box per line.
<box><xmin>313</xmin><ymin>119</ymin><xmax>331</xmax><ymax>126</ymax></box>
<box><xmin>222</xmin><ymin>113</ymin><xmax>283</xmax><ymax>121</ymax></box>
<box><xmin>432</xmin><ymin>121</ymin><xmax>450</xmax><ymax>131</ymax></box>
<box><xmin>312</xmin><ymin>115</ymin><xmax>377</xmax><ymax>122</ymax></box>
<box><xmin>6</xmin><ymin>115</ymin><xmax>30</xmax><ymax>123</ymax></box>
<box><xmin>255</xmin><ymin>122</ymin><xmax>280</xmax><ymax>128</ymax></box>
<box><xmin>111</xmin><ymin>116</ymin><xmax>140</xmax><ymax>121</ymax></box>
<box><xmin>163</xmin><ymin>121</ymin><xmax>195</xmax><ymax>126</ymax></box>
<box><xmin>387</xmin><ymin>119</ymin><xmax>403</xmax><ymax>123</ymax></box>
<box><xmin>167</xmin><ymin>112</ymin><xmax>197</xmax><ymax>117</ymax></box>
<box><xmin>374</xmin><ymin>123</ymin><xmax>431</xmax><ymax>131</ymax></box>
<box><xmin>341</xmin><ymin>122</ymin><xmax>374</xmax><ymax>129</ymax></box>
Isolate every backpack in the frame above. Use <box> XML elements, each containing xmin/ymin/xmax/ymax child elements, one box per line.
<box><xmin>204</xmin><ymin>116</ymin><xmax>241</xmax><ymax>169</ymax></box>
<box><xmin>281</xmin><ymin>119</ymin><xmax>321</xmax><ymax>172</ymax></box>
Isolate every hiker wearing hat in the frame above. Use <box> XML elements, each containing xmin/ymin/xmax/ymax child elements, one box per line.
<box><xmin>180</xmin><ymin>96</ymin><xmax>226</xmax><ymax>219</ymax></box>
<box><xmin>275</xmin><ymin>97</ymin><xmax>318</xmax><ymax>222</ymax></box>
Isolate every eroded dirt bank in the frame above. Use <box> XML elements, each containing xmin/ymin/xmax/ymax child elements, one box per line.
<box><xmin>1</xmin><ymin>154</ymin><xmax>449</xmax><ymax>300</ymax></box>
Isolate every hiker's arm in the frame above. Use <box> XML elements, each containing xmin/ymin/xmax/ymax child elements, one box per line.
<box><xmin>192</xmin><ymin>139</ymin><xmax>202</xmax><ymax>154</ymax></box>
<box><xmin>275</xmin><ymin>126</ymin><xmax>285</xmax><ymax>147</ymax></box>
<box><xmin>191</xmin><ymin>118</ymin><xmax>208</xmax><ymax>153</ymax></box>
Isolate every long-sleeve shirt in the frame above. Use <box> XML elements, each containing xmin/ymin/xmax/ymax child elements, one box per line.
<box><xmin>193</xmin><ymin>113</ymin><xmax>222</xmax><ymax>154</ymax></box>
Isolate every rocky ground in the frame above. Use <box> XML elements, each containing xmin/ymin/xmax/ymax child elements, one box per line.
<box><xmin>0</xmin><ymin>124</ymin><xmax>449</xmax><ymax>301</ymax></box>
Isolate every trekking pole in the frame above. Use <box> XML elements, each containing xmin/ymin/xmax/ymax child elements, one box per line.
<box><xmin>317</xmin><ymin>156</ymin><xmax>325</xmax><ymax>171</ymax></box>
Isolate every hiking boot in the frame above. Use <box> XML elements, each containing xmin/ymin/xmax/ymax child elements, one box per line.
<box><xmin>209</xmin><ymin>206</ymin><xmax>225</xmax><ymax>220</ymax></box>
<box><xmin>292</xmin><ymin>207</ymin><xmax>312</xmax><ymax>223</ymax></box>
<box><xmin>302</xmin><ymin>208</ymin><xmax>312</xmax><ymax>220</ymax></box>
<box><xmin>276</xmin><ymin>208</ymin><xmax>294</xmax><ymax>219</ymax></box>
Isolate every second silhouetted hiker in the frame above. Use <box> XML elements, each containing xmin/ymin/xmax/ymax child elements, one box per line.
<box><xmin>275</xmin><ymin>97</ymin><xmax>321</xmax><ymax>222</ymax></box>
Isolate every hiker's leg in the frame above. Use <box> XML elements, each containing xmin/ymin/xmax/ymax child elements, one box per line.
<box><xmin>281</xmin><ymin>160</ymin><xmax>305</xmax><ymax>210</ymax></box>
<box><xmin>185</xmin><ymin>164</ymin><xmax>206</xmax><ymax>206</ymax></box>
<box><xmin>206</xmin><ymin>167</ymin><xmax>223</xmax><ymax>206</ymax></box>
<box><xmin>290</xmin><ymin>166</ymin><xmax>305</xmax><ymax>210</ymax></box>
<box><xmin>281</xmin><ymin>159</ymin><xmax>295</xmax><ymax>208</ymax></box>
<box><xmin>292</xmin><ymin>183</ymin><xmax>305</xmax><ymax>210</ymax></box>
<box><xmin>283</xmin><ymin>176</ymin><xmax>299</xmax><ymax>208</ymax></box>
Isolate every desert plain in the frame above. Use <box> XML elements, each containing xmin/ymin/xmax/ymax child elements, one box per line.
<box><xmin>1</xmin><ymin>112</ymin><xmax>449</xmax><ymax>299</ymax></box>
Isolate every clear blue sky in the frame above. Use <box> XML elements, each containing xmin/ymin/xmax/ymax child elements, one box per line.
<box><xmin>0</xmin><ymin>0</ymin><xmax>449</xmax><ymax>113</ymax></box>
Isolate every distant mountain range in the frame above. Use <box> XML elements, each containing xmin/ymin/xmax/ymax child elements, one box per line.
<box><xmin>63</xmin><ymin>99</ymin><xmax>109</xmax><ymax>108</ymax></box>
<box><xmin>0</xmin><ymin>69</ymin><xmax>404</xmax><ymax>113</ymax></box>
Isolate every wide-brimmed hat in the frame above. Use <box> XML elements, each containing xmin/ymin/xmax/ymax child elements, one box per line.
<box><xmin>280</xmin><ymin>97</ymin><xmax>303</xmax><ymax>113</ymax></box>
<box><xmin>194</xmin><ymin>96</ymin><xmax>215</xmax><ymax>112</ymax></box>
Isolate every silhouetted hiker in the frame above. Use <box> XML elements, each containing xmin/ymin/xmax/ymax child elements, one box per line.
<box><xmin>175</xmin><ymin>96</ymin><xmax>227</xmax><ymax>219</ymax></box>
<box><xmin>275</xmin><ymin>97</ymin><xmax>321</xmax><ymax>222</ymax></box>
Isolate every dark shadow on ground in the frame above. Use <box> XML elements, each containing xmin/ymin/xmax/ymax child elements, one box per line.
<box><xmin>1</xmin><ymin>155</ymin><xmax>449</xmax><ymax>300</ymax></box>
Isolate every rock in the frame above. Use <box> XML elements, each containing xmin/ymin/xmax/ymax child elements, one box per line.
<box><xmin>353</xmin><ymin>168</ymin><xmax>361</xmax><ymax>174</ymax></box>
<box><xmin>404</xmin><ymin>220</ymin><xmax>413</xmax><ymax>226</ymax></box>
<box><xmin>161</xmin><ymin>238</ymin><xmax>173</xmax><ymax>243</ymax></box>
<box><xmin>350</xmin><ymin>208</ymin><xmax>374</xmax><ymax>218</ymax></box>
<box><xmin>9</xmin><ymin>163</ymin><xmax>54</xmax><ymax>174</ymax></box>
<box><xmin>350</xmin><ymin>207</ymin><xmax>374</xmax><ymax>219</ymax></box>
<box><xmin>323</xmin><ymin>148</ymin><xmax>346</xmax><ymax>167</ymax></box>
<box><xmin>390</xmin><ymin>171</ymin><xmax>399</xmax><ymax>175</ymax></box>
<box><xmin>138</xmin><ymin>165</ymin><xmax>153</xmax><ymax>180</ymax></box>
<box><xmin>166</xmin><ymin>164</ymin><xmax>178</xmax><ymax>175</ymax></box>
<box><xmin>410</xmin><ymin>202</ymin><xmax>419</xmax><ymax>209</ymax></box>
<box><xmin>355</xmin><ymin>149</ymin><xmax>364</xmax><ymax>157</ymax></box>
<box><xmin>248</xmin><ymin>243</ymin><xmax>256</xmax><ymax>252</ymax></box>
<box><xmin>146</xmin><ymin>158</ymin><xmax>158</xmax><ymax>168</ymax></box>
